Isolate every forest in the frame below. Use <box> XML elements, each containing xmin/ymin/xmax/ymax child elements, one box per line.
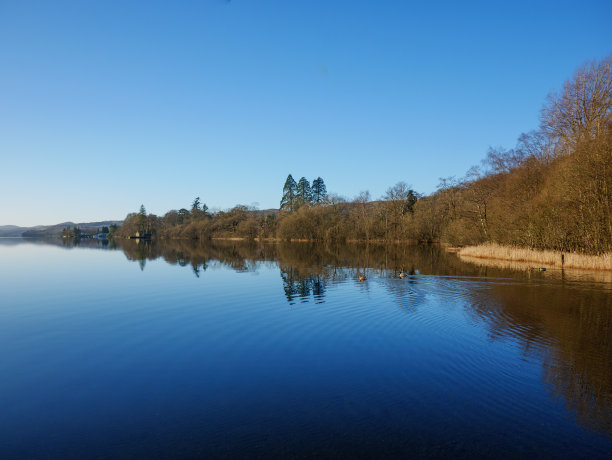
<box><xmin>116</xmin><ymin>54</ymin><xmax>611</xmax><ymax>255</ymax></box>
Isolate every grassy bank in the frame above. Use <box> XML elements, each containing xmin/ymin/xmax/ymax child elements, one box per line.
<box><xmin>457</xmin><ymin>243</ymin><xmax>612</xmax><ymax>271</ymax></box>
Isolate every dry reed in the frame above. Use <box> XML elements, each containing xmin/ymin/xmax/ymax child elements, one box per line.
<box><xmin>458</xmin><ymin>254</ymin><xmax>612</xmax><ymax>283</ymax></box>
<box><xmin>457</xmin><ymin>243</ymin><xmax>612</xmax><ymax>271</ymax></box>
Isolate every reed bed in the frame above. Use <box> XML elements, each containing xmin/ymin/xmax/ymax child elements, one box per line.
<box><xmin>457</xmin><ymin>243</ymin><xmax>612</xmax><ymax>272</ymax></box>
<box><xmin>458</xmin><ymin>254</ymin><xmax>612</xmax><ymax>283</ymax></box>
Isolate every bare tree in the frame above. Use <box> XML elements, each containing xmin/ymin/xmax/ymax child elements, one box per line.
<box><xmin>353</xmin><ymin>191</ymin><xmax>372</xmax><ymax>240</ymax></box>
<box><xmin>382</xmin><ymin>182</ymin><xmax>419</xmax><ymax>240</ymax></box>
<box><xmin>483</xmin><ymin>147</ymin><xmax>526</xmax><ymax>174</ymax></box>
<box><xmin>516</xmin><ymin>130</ymin><xmax>555</xmax><ymax>164</ymax></box>
<box><xmin>541</xmin><ymin>54</ymin><xmax>611</xmax><ymax>154</ymax></box>
<box><xmin>463</xmin><ymin>167</ymin><xmax>495</xmax><ymax>240</ymax></box>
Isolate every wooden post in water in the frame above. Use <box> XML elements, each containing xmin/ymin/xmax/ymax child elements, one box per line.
<box><xmin>561</xmin><ymin>253</ymin><xmax>565</xmax><ymax>268</ymax></box>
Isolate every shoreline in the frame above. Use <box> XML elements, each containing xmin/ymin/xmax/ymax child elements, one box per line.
<box><xmin>126</xmin><ymin>236</ymin><xmax>425</xmax><ymax>244</ymax></box>
<box><xmin>101</xmin><ymin>236</ymin><xmax>612</xmax><ymax>272</ymax></box>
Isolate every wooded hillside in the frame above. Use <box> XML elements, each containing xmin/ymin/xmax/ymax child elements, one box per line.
<box><xmin>116</xmin><ymin>55</ymin><xmax>611</xmax><ymax>255</ymax></box>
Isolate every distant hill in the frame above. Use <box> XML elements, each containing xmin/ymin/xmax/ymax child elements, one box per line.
<box><xmin>1</xmin><ymin>221</ymin><xmax>122</xmax><ymax>238</ymax></box>
<box><xmin>0</xmin><ymin>225</ymin><xmax>44</xmax><ymax>237</ymax></box>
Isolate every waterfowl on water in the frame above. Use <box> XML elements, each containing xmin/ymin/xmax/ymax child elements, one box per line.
<box><xmin>399</xmin><ymin>272</ymin><xmax>407</xmax><ymax>278</ymax></box>
<box><xmin>359</xmin><ymin>275</ymin><xmax>367</xmax><ymax>281</ymax></box>
<box><xmin>528</xmin><ymin>267</ymin><xmax>547</xmax><ymax>272</ymax></box>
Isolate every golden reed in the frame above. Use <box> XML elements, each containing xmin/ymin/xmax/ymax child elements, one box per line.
<box><xmin>457</xmin><ymin>243</ymin><xmax>612</xmax><ymax>271</ymax></box>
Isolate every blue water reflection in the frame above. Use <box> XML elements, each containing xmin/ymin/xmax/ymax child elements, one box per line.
<box><xmin>0</xmin><ymin>239</ymin><xmax>610</xmax><ymax>458</ymax></box>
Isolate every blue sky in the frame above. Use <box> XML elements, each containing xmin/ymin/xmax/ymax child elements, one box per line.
<box><xmin>1</xmin><ymin>0</ymin><xmax>610</xmax><ymax>226</ymax></box>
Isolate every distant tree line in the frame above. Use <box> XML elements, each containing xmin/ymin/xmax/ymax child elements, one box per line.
<box><xmin>61</xmin><ymin>224</ymin><xmax>117</xmax><ymax>239</ymax></box>
<box><xmin>62</xmin><ymin>226</ymin><xmax>86</xmax><ymax>239</ymax></box>
<box><xmin>114</xmin><ymin>54</ymin><xmax>610</xmax><ymax>254</ymax></box>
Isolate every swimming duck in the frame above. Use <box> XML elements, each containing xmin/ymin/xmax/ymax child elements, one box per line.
<box><xmin>399</xmin><ymin>272</ymin><xmax>407</xmax><ymax>278</ymax></box>
<box><xmin>359</xmin><ymin>275</ymin><xmax>367</xmax><ymax>281</ymax></box>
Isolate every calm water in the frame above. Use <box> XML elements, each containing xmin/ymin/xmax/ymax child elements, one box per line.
<box><xmin>0</xmin><ymin>238</ymin><xmax>610</xmax><ymax>458</ymax></box>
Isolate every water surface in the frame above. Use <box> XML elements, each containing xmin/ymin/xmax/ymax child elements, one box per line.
<box><xmin>0</xmin><ymin>239</ymin><xmax>610</xmax><ymax>458</ymax></box>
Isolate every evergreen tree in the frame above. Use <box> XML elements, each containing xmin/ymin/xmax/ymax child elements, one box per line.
<box><xmin>280</xmin><ymin>174</ymin><xmax>298</xmax><ymax>211</ymax></box>
<box><xmin>137</xmin><ymin>205</ymin><xmax>147</xmax><ymax>233</ymax></box>
<box><xmin>296</xmin><ymin>177</ymin><xmax>312</xmax><ymax>206</ymax></box>
<box><xmin>312</xmin><ymin>177</ymin><xmax>327</xmax><ymax>203</ymax></box>
<box><xmin>191</xmin><ymin>197</ymin><xmax>208</xmax><ymax>219</ymax></box>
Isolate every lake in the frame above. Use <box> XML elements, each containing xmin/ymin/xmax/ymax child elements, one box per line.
<box><xmin>0</xmin><ymin>238</ymin><xmax>610</xmax><ymax>458</ymax></box>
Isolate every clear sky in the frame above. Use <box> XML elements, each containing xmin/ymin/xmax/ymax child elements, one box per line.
<box><xmin>1</xmin><ymin>0</ymin><xmax>610</xmax><ymax>226</ymax></box>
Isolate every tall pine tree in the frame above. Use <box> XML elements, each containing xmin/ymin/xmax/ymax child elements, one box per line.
<box><xmin>280</xmin><ymin>174</ymin><xmax>297</xmax><ymax>211</ymax></box>
<box><xmin>296</xmin><ymin>177</ymin><xmax>312</xmax><ymax>206</ymax></box>
<box><xmin>137</xmin><ymin>204</ymin><xmax>147</xmax><ymax>232</ymax></box>
<box><xmin>312</xmin><ymin>177</ymin><xmax>327</xmax><ymax>203</ymax></box>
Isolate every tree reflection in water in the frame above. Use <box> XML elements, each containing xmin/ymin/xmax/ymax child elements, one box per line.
<box><xmin>116</xmin><ymin>239</ymin><xmax>609</xmax><ymax>438</ymax></box>
<box><xmin>18</xmin><ymin>237</ymin><xmax>609</xmax><ymax>438</ymax></box>
<box><xmin>467</xmin><ymin>281</ymin><xmax>611</xmax><ymax>437</ymax></box>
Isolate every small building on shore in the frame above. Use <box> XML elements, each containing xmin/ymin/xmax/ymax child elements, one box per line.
<box><xmin>131</xmin><ymin>231</ymin><xmax>152</xmax><ymax>240</ymax></box>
